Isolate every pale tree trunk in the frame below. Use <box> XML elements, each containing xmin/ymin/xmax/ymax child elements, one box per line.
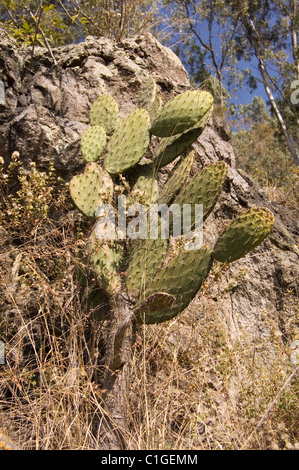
<box><xmin>248</xmin><ymin>19</ymin><xmax>299</xmax><ymax>167</ymax></box>
<box><xmin>291</xmin><ymin>0</ymin><xmax>299</xmax><ymax>81</ymax></box>
<box><xmin>257</xmin><ymin>55</ymin><xmax>299</xmax><ymax>167</ymax></box>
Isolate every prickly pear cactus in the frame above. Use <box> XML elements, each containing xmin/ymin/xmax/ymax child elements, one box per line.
<box><xmin>88</xmin><ymin>224</ymin><xmax>124</xmax><ymax>295</ymax></box>
<box><xmin>69</xmin><ymin>80</ymin><xmax>275</xmax><ymax>328</ymax></box>
<box><xmin>127</xmin><ymin>163</ymin><xmax>159</xmax><ymax>207</ymax></box>
<box><xmin>175</xmin><ymin>161</ymin><xmax>228</xmax><ymax>223</ymax></box>
<box><xmin>159</xmin><ymin>151</ymin><xmax>194</xmax><ymax>205</ymax></box>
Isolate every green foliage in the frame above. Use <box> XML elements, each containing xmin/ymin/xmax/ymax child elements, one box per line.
<box><xmin>0</xmin><ymin>0</ymin><xmax>159</xmax><ymax>47</ymax></box>
<box><xmin>69</xmin><ymin>79</ymin><xmax>275</xmax><ymax>325</ymax></box>
<box><xmin>232</xmin><ymin>101</ymin><xmax>299</xmax><ymax>207</ymax></box>
<box><xmin>87</xmin><ymin>227</ymin><xmax>124</xmax><ymax>295</ymax></box>
<box><xmin>0</xmin><ymin>152</ymin><xmax>67</xmax><ymax>234</ymax></box>
<box><xmin>0</xmin><ymin>1</ymin><xmax>74</xmax><ymax>47</ymax></box>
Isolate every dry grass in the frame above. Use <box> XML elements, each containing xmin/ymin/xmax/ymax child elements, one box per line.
<box><xmin>0</xmin><ymin>156</ymin><xmax>298</xmax><ymax>450</ymax></box>
<box><xmin>128</xmin><ymin>297</ymin><xmax>299</xmax><ymax>450</ymax></box>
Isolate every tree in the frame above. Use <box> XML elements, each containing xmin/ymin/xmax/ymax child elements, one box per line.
<box><xmin>159</xmin><ymin>1</ymin><xmax>299</xmax><ymax>166</ymax></box>
<box><xmin>226</xmin><ymin>0</ymin><xmax>299</xmax><ymax>166</ymax></box>
<box><xmin>159</xmin><ymin>1</ymin><xmax>251</xmax><ymax>106</ymax></box>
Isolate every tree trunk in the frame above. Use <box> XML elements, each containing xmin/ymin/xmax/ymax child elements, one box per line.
<box><xmin>257</xmin><ymin>54</ymin><xmax>299</xmax><ymax>167</ymax></box>
<box><xmin>291</xmin><ymin>0</ymin><xmax>299</xmax><ymax>81</ymax></box>
<box><xmin>97</xmin><ymin>292</ymin><xmax>134</xmax><ymax>450</ymax></box>
<box><xmin>248</xmin><ymin>19</ymin><xmax>299</xmax><ymax>167</ymax></box>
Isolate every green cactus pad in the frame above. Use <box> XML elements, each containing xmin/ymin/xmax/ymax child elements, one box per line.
<box><xmin>90</xmin><ymin>94</ymin><xmax>119</xmax><ymax>134</ymax></box>
<box><xmin>127</xmin><ymin>164</ymin><xmax>159</xmax><ymax>208</ymax></box>
<box><xmin>175</xmin><ymin>161</ymin><xmax>227</xmax><ymax>225</ymax></box>
<box><xmin>151</xmin><ymin>90</ymin><xmax>213</xmax><ymax>137</ymax></box>
<box><xmin>69</xmin><ymin>163</ymin><xmax>114</xmax><ymax>219</ymax></box>
<box><xmin>138</xmin><ymin>78</ymin><xmax>157</xmax><ymax>110</ymax></box>
<box><xmin>134</xmin><ymin>292</ymin><xmax>175</xmax><ymax>317</ymax></box>
<box><xmin>80</xmin><ymin>125</ymin><xmax>106</xmax><ymax>162</ymax></box>
<box><xmin>159</xmin><ymin>151</ymin><xmax>194</xmax><ymax>205</ymax></box>
<box><xmin>155</xmin><ymin>110</ymin><xmax>211</xmax><ymax>168</ymax></box>
<box><xmin>126</xmin><ymin>231</ymin><xmax>169</xmax><ymax>295</ymax></box>
<box><xmin>88</xmin><ymin>223</ymin><xmax>124</xmax><ymax>295</ymax></box>
<box><xmin>212</xmin><ymin>207</ymin><xmax>275</xmax><ymax>263</ymax></box>
<box><xmin>104</xmin><ymin>109</ymin><xmax>151</xmax><ymax>175</ymax></box>
<box><xmin>80</xmin><ymin>282</ymin><xmax>109</xmax><ymax>320</ymax></box>
<box><xmin>136</xmin><ymin>246</ymin><xmax>213</xmax><ymax>324</ymax></box>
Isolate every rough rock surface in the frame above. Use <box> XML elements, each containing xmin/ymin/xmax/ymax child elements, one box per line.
<box><xmin>0</xmin><ymin>31</ymin><xmax>188</xmax><ymax>175</ymax></box>
<box><xmin>0</xmin><ymin>30</ymin><xmax>298</xmax><ymax>448</ymax></box>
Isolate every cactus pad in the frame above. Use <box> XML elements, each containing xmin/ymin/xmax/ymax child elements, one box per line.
<box><xmin>175</xmin><ymin>161</ymin><xmax>227</xmax><ymax>224</ymax></box>
<box><xmin>104</xmin><ymin>109</ymin><xmax>151</xmax><ymax>175</ymax></box>
<box><xmin>212</xmin><ymin>207</ymin><xmax>275</xmax><ymax>263</ymax></box>
<box><xmin>69</xmin><ymin>163</ymin><xmax>114</xmax><ymax>219</ymax></box>
<box><xmin>134</xmin><ymin>292</ymin><xmax>175</xmax><ymax>317</ymax></box>
<box><xmin>90</xmin><ymin>94</ymin><xmax>119</xmax><ymax>134</ymax></box>
<box><xmin>155</xmin><ymin>110</ymin><xmax>211</xmax><ymax>168</ymax></box>
<box><xmin>151</xmin><ymin>90</ymin><xmax>213</xmax><ymax>137</ymax></box>
<box><xmin>88</xmin><ymin>223</ymin><xmax>124</xmax><ymax>295</ymax></box>
<box><xmin>159</xmin><ymin>151</ymin><xmax>194</xmax><ymax>205</ymax></box>
<box><xmin>126</xmin><ymin>233</ymin><xmax>169</xmax><ymax>295</ymax></box>
<box><xmin>136</xmin><ymin>246</ymin><xmax>213</xmax><ymax>324</ymax></box>
<box><xmin>148</xmin><ymin>96</ymin><xmax>162</xmax><ymax>122</ymax></box>
<box><xmin>127</xmin><ymin>164</ymin><xmax>159</xmax><ymax>208</ymax></box>
<box><xmin>81</xmin><ymin>125</ymin><xmax>106</xmax><ymax>162</ymax></box>
<box><xmin>71</xmin><ymin>85</ymin><xmax>274</xmax><ymax>327</ymax></box>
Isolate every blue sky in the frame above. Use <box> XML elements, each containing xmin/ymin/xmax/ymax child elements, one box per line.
<box><xmin>160</xmin><ymin>5</ymin><xmax>271</xmax><ymax>109</ymax></box>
